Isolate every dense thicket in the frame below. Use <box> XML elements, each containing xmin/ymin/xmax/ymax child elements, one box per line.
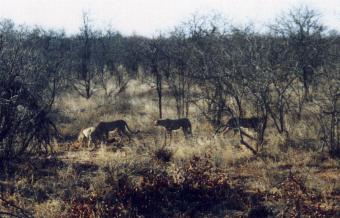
<box><xmin>0</xmin><ymin>20</ymin><xmax>64</xmax><ymax>161</ymax></box>
<box><xmin>0</xmin><ymin>7</ymin><xmax>339</xmax><ymax>158</ymax></box>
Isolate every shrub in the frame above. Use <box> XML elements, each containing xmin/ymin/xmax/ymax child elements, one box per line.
<box><xmin>68</xmin><ymin>154</ymin><xmax>251</xmax><ymax>217</ymax></box>
<box><xmin>0</xmin><ymin>78</ymin><xmax>57</xmax><ymax>163</ymax></box>
<box><xmin>154</xmin><ymin>147</ymin><xmax>173</xmax><ymax>163</ymax></box>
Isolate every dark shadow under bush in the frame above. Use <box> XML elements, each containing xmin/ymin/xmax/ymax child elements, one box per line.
<box><xmin>68</xmin><ymin>155</ymin><xmax>258</xmax><ymax>217</ymax></box>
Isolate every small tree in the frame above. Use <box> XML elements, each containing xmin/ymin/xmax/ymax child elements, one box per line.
<box><xmin>317</xmin><ymin>35</ymin><xmax>340</xmax><ymax>155</ymax></box>
<box><xmin>271</xmin><ymin>6</ymin><xmax>326</xmax><ymax>101</ymax></box>
<box><xmin>166</xmin><ymin>32</ymin><xmax>193</xmax><ymax>118</ymax></box>
<box><xmin>73</xmin><ymin>12</ymin><xmax>94</xmax><ymax>99</ymax></box>
<box><xmin>0</xmin><ymin>21</ymin><xmax>60</xmax><ymax>164</ymax></box>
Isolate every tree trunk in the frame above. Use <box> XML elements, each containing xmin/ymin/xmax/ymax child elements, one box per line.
<box><xmin>155</xmin><ymin>67</ymin><xmax>162</xmax><ymax>119</ymax></box>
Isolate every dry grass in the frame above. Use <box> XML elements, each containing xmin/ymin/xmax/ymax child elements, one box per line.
<box><xmin>1</xmin><ymin>78</ymin><xmax>339</xmax><ymax>217</ymax></box>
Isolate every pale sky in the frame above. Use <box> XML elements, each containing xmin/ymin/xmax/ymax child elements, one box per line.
<box><xmin>0</xmin><ymin>0</ymin><xmax>339</xmax><ymax>36</ymax></box>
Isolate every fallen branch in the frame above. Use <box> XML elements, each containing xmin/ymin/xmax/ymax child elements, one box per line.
<box><xmin>0</xmin><ymin>197</ymin><xmax>32</xmax><ymax>218</ymax></box>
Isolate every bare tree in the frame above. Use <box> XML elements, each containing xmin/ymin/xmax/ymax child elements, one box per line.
<box><xmin>166</xmin><ymin>31</ymin><xmax>193</xmax><ymax>118</ymax></box>
<box><xmin>0</xmin><ymin>21</ymin><xmax>61</xmax><ymax>162</ymax></box>
<box><xmin>271</xmin><ymin>6</ymin><xmax>326</xmax><ymax>101</ymax></box>
<box><xmin>73</xmin><ymin>12</ymin><xmax>94</xmax><ymax>99</ymax></box>
<box><xmin>141</xmin><ymin>37</ymin><xmax>168</xmax><ymax>119</ymax></box>
<box><xmin>316</xmin><ymin>35</ymin><xmax>340</xmax><ymax>155</ymax></box>
<box><xmin>151</xmin><ymin>39</ymin><xmax>165</xmax><ymax>119</ymax></box>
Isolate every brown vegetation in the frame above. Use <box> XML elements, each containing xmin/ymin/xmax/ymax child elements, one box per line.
<box><xmin>1</xmin><ymin>6</ymin><xmax>339</xmax><ymax>218</ymax></box>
